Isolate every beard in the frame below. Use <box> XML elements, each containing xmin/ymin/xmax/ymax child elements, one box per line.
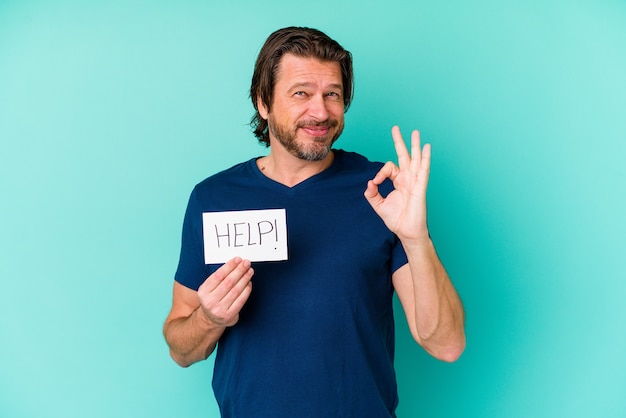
<box><xmin>267</xmin><ymin>116</ymin><xmax>344</xmax><ymax>161</ymax></box>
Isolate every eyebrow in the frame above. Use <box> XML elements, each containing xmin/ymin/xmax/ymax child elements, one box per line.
<box><xmin>288</xmin><ymin>82</ymin><xmax>343</xmax><ymax>91</ymax></box>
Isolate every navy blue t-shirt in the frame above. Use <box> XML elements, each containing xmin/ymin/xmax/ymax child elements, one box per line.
<box><xmin>175</xmin><ymin>150</ymin><xmax>408</xmax><ymax>417</ymax></box>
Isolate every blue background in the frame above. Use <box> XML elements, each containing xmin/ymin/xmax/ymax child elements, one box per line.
<box><xmin>1</xmin><ymin>1</ymin><xmax>625</xmax><ymax>417</ymax></box>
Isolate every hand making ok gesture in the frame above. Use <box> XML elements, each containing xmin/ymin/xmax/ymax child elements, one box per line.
<box><xmin>364</xmin><ymin>126</ymin><xmax>431</xmax><ymax>243</ymax></box>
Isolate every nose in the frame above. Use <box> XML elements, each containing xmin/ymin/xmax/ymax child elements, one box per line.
<box><xmin>307</xmin><ymin>94</ymin><xmax>330</xmax><ymax>121</ymax></box>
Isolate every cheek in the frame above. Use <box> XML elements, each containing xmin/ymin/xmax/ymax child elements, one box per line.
<box><xmin>279</xmin><ymin>102</ymin><xmax>306</xmax><ymax>119</ymax></box>
<box><xmin>329</xmin><ymin>104</ymin><xmax>345</xmax><ymax>119</ymax></box>
<box><xmin>332</xmin><ymin>112</ymin><xmax>345</xmax><ymax>127</ymax></box>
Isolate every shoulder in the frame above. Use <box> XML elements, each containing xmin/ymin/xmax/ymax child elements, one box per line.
<box><xmin>198</xmin><ymin>158</ymin><xmax>255</xmax><ymax>185</ymax></box>
<box><xmin>333</xmin><ymin>149</ymin><xmax>384</xmax><ymax>173</ymax></box>
<box><xmin>332</xmin><ymin>149</ymin><xmax>394</xmax><ymax>195</ymax></box>
<box><xmin>191</xmin><ymin>158</ymin><xmax>258</xmax><ymax>195</ymax></box>
<box><xmin>181</xmin><ymin>158</ymin><xmax>260</xmax><ymax>212</ymax></box>
<box><xmin>184</xmin><ymin>158</ymin><xmax>265</xmax><ymax>212</ymax></box>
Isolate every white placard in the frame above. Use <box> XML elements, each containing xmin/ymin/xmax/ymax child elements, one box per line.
<box><xmin>202</xmin><ymin>209</ymin><xmax>288</xmax><ymax>264</ymax></box>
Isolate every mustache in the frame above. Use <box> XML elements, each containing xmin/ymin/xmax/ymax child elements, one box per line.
<box><xmin>296</xmin><ymin>119</ymin><xmax>339</xmax><ymax>129</ymax></box>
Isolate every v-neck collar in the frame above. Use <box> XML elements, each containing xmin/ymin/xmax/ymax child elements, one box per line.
<box><xmin>250</xmin><ymin>150</ymin><xmax>343</xmax><ymax>193</ymax></box>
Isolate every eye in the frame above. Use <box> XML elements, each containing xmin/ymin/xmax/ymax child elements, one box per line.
<box><xmin>326</xmin><ymin>91</ymin><xmax>342</xmax><ymax>99</ymax></box>
<box><xmin>294</xmin><ymin>91</ymin><xmax>306</xmax><ymax>97</ymax></box>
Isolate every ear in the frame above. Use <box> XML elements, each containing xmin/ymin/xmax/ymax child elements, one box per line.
<box><xmin>257</xmin><ymin>95</ymin><xmax>269</xmax><ymax>120</ymax></box>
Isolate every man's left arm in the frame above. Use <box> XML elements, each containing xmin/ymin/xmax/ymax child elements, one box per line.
<box><xmin>364</xmin><ymin>126</ymin><xmax>465</xmax><ymax>362</ymax></box>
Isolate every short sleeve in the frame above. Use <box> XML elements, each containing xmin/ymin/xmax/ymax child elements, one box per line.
<box><xmin>173</xmin><ymin>187</ymin><xmax>214</xmax><ymax>290</ymax></box>
<box><xmin>390</xmin><ymin>235</ymin><xmax>408</xmax><ymax>274</ymax></box>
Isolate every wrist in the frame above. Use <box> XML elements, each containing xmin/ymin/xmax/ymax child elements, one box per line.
<box><xmin>399</xmin><ymin>233</ymin><xmax>435</xmax><ymax>252</ymax></box>
<box><xmin>194</xmin><ymin>307</ymin><xmax>225</xmax><ymax>332</ymax></box>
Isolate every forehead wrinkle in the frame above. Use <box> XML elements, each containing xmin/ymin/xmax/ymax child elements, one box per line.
<box><xmin>275</xmin><ymin>55</ymin><xmax>342</xmax><ymax>90</ymax></box>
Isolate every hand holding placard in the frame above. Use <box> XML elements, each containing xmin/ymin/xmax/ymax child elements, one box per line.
<box><xmin>197</xmin><ymin>257</ymin><xmax>254</xmax><ymax>328</ymax></box>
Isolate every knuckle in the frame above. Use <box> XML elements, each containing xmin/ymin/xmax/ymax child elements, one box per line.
<box><xmin>222</xmin><ymin>275</ymin><xmax>237</xmax><ymax>289</ymax></box>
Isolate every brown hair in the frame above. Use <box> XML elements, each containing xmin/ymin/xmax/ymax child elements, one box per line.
<box><xmin>250</xmin><ymin>26</ymin><xmax>354</xmax><ymax>146</ymax></box>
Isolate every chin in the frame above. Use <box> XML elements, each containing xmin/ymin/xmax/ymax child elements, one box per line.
<box><xmin>294</xmin><ymin>144</ymin><xmax>332</xmax><ymax>161</ymax></box>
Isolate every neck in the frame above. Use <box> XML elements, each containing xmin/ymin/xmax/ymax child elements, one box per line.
<box><xmin>257</xmin><ymin>148</ymin><xmax>334</xmax><ymax>188</ymax></box>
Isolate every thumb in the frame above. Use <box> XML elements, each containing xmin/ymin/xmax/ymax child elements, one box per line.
<box><xmin>364</xmin><ymin>180</ymin><xmax>385</xmax><ymax>211</ymax></box>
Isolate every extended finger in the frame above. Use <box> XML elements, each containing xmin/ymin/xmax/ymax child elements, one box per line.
<box><xmin>410</xmin><ymin>130</ymin><xmax>422</xmax><ymax>174</ymax></box>
<box><xmin>419</xmin><ymin>143</ymin><xmax>431</xmax><ymax>188</ymax></box>
<box><xmin>391</xmin><ymin>126</ymin><xmax>410</xmax><ymax>169</ymax></box>
<box><xmin>421</xmin><ymin>143</ymin><xmax>431</xmax><ymax>173</ymax></box>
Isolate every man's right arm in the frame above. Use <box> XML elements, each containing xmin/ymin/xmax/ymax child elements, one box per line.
<box><xmin>163</xmin><ymin>257</ymin><xmax>254</xmax><ymax>367</ymax></box>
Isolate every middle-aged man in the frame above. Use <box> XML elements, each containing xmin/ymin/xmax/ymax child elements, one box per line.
<box><xmin>164</xmin><ymin>26</ymin><xmax>466</xmax><ymax>417</ymax></box>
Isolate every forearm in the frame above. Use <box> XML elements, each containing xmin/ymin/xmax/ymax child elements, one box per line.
<box><xmin>402</xmin><ymin>237</ymin><xmax>465</xmax><ymax>361</ymax></box>
<box><xmin>163</xmin><ymin>307</ymin><xmax>226</xmax><ymax>367</ymax></box>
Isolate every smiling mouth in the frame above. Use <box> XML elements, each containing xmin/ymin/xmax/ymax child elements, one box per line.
<box><xmin>301</xmin><ymin>126</ymin><xmax>330</xmax><ymax>137</ymax></box>
<box><xmin>298</xmin><ymin>120</ymin><xmax>337</xmax><ymax>138</ymax></box>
